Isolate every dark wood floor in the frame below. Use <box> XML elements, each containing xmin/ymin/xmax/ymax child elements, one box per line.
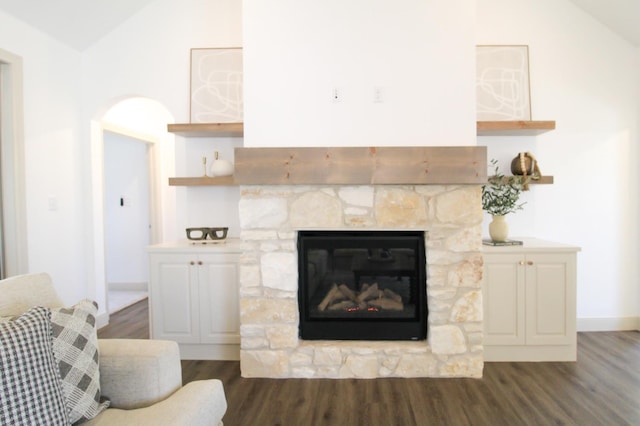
<box><xmin>99</xmin><ymin>299</ymin><xmax>640</xmax><ymax>425</ymax></box>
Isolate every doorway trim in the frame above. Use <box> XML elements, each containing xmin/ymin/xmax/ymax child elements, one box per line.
<box><xmin>89</xmin><ymin>99</ymin><xmax>172</xmax><ymax>327</ymax></box>
<box><xmin>0</xmin><ymin>48</ymin><xmax>28</xmax><ymax>277</ymax></box>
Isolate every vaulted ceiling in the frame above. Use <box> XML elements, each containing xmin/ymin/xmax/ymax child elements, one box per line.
<box><xmin>0</xmin><ymin>0</ymin><xmax>157</xmax><ymax>51</ymax></box>
<box><xmin>568</xmin><ymin>0</ymin><xmax>640</xmax><ymax>47</ymax></box>
<box><xmin>0</xmin><ymin>0</ymin><xmax>638</xmax><ymax>51</ymax></box>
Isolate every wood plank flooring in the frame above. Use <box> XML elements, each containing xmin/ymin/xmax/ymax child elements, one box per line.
<box><xmin>98</xmin><ymin>299</ymin><xmax>640</xmax><ymax>425</ymax></box>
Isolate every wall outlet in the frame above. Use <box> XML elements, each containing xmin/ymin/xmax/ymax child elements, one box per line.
<box><xmin>48</xmin><ymin>196</ymin><xmax>58</xmax><ymax>211</ymax></box>
<box><xmin>373</xmin><ymin>86</ymin><xmax>384</xmax><ymax>103</ymax></box>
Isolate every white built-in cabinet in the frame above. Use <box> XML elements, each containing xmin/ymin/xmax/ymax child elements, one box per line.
<box><xmin>482</xmin><ymin>238</ymin><xmax>580</xmax><ymax>361</ymax></box>
<box><xmin>147</xmin><ymin>240</ymin><xmax>242</xmax><ymax>360</ymax></box>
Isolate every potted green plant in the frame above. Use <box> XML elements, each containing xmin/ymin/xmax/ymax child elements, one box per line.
<box><xmin>482</xmin><ymin>159</ymin><xmax>528</xmax><ymax>242</ymax></box>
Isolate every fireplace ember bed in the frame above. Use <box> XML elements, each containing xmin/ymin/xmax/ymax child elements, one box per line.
<box><xmin>297</xmin><ymin>230</ymin><xmax>427</xmax><ymax>341</ymax></box>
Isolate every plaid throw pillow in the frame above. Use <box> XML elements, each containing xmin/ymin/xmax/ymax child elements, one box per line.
<box><xmin>0</xmin><ymin>306</ymin><xmax>70</xmax><ymax>425</ymax></box>
<box><xmin>51</xmin><ymin>300</ymin><xmax>110</xmax><ymax>423</ymax></box>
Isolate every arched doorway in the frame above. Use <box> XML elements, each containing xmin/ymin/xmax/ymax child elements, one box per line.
<box><xmin>89</xmin><ymin>97</ymin><xmax>175</xmax><ymax>323</ymax></box>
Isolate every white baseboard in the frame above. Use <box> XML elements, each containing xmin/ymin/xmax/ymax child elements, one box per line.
<box><xmin>577</xmin><ymin>316</ymin><xmax>640</xmax><ymax>332</ymax></box>
<box><xmin>108</xmin><ymin>282</ymin><xmax>148</xmax><ymax>292</ymax></box>
<box><xmin>96</xmin><ymin>312</ymin><xmax>110</xmax><ymax>330</ymax></box>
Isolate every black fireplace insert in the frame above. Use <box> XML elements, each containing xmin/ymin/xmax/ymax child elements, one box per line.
<box><xmin>297</xmin><ymin>230</ymin><xmax>427</xmax><ymax>340</ymax></box>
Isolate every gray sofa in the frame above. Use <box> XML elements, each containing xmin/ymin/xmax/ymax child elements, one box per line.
<box><xmin>0</xmin><ymin>273</ymin><xmax>227</xmax><ymax>425</ymax></box>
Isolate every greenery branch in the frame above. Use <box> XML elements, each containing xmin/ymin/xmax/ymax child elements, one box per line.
<box><xmin>481</xmin><ymin>159</ymin><xmax>528</xmax><ymax>216</ymax></box>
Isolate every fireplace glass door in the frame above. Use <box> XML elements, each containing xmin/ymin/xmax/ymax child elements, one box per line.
<box><xmin>298</xmin><ymin>230</ymin><xmax>427</xmax><ymax>340</ymax></box>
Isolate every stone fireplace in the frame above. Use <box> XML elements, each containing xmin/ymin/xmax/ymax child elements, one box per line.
<box><xmin>238</xmin><ymin>183</ymin><xmax>484</xmax><ymax>378</ymax></box>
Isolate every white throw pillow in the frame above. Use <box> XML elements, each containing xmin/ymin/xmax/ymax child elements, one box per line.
<box><xmin>51</xmin><ymin>299</ymin><xmax>110</xmax><ymax>423</ymax></box>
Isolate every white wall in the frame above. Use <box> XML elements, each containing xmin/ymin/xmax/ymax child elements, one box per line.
<box><xmin>0</xmin><ymin>0</ymin><xmax>243</xmax><ymax>308</ymax></box>
<box><xmin>2</xmin><ymin>0</ymin><xmax>637</xmax><ymax>327</ymax></box>
<box><xmin>79</xmin><ymin>0</ymin><xmax>243</xmax><ymax>315</ymax></box>
<box><xmin>477</xmin><ymin>0</ymin><xmax>640</xmax><ymax>329</ymax></box>
<box><xmin>0</xmin><ymin>10</ymin><xmax>87</xmax><ymax>305</ymax></box>
<box><xmin>243</xmin><ymin>0</ymin><xmax>477</xmax><ymax>148</ymax></box>
<box><xmin>245</xmin><ymin>0</ymin><xmax>639</xmax><ymax>327</ymax></box>
<box><xmin>175</xmin><ymin>136</ymin><xmax>242</xmax><ymax>236</ymax></box>
<box><xmin>81</xmin><ymin>0</ymin><xmax>242</xmax><ymax>124</ymax></box>
<box><xmin>81</xmin><ymin>0</ymin><xmax>243</xmax><ymax>240</ymax></box>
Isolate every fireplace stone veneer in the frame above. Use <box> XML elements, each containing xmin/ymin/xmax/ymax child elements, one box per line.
<box><xmin>238</xmin><ymin>184</ymin><xmax>484</xmax><ymax>378</ymax></box>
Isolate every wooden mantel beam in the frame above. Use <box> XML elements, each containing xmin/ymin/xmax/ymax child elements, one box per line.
<box><xmin>233</xmin><ymin>146</ymin><xmax>487</xmax><ymax>185</ymax></box>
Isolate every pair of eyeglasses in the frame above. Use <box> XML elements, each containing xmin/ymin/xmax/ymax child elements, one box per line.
<box><xmin>186</xmin><ymin>227</ymin><xmax>229</xmax><ymax>241</ymax></box>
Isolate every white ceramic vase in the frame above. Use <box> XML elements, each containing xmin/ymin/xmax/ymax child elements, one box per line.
<box><xmin>210</xmin><ymin>151</ymin><xmax>234</xmax><ymax>177</ymax></box>
<box><xmin>489</xmin><ymin>215</ymin><xmax>509</xmax><ymax>242</ymax></box>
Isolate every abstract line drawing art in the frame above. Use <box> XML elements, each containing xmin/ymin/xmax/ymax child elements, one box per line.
<box><xmin>190</xmin><ymin>47</ymin><xmax>243</xmax><ymax>123</ymax></box>
<box><xmin>476</xmin><ymin>45</ymin><xmax>531</xmax><ymax>121</ymax></box>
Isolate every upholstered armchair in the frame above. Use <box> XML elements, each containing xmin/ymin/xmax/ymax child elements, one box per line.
<box><xmin>0</xmin><ymin>273</ymin><xmax>227</xmax><ymax>425</ymax></box>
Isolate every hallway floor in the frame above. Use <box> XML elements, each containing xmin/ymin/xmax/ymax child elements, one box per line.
<box><xmin>107</xmin><ymin>290</ymin><xmax>148</xmax><ymax>314</ymax></box>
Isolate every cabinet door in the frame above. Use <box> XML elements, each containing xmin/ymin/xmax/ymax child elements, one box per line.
<box><xmin>483</xmin><ymin>253</ymin><xmax>525</xmax><ymax>345</ymax></box>
<box><xmin>198</xmin><ymin>253</ymin><xmax>240</xmax><ymax>344</ymax></box>
<box><xmin>525</xmin><ymin>253</ymin><xmax>576</xmax><ymax>345</ymax></box>
<box><xmin>149</xmin><ymin>254</ymin><xmax>200</xmax><ymax>343</ymax></box>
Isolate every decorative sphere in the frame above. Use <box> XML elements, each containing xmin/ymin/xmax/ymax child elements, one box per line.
<box><xmin>211</xmin><ymin>159</ymin><xmax>234</xmax><ymax>177</ymax></box>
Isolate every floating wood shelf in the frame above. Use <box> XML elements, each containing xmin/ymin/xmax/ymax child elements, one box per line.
<box><xmin>497</xmin><ymin>176</ymin><xmax>554</xmax><ymax>185</ymax></box>
<box><xmin>528</xmin><ymin>176</ymin><xmax>553</xmax><ymax>185</ymax></box>
<box><xmin>169</xmin><ymin>176</ymin><xmax>236</xmax><ymax>186</ymax></box>
<box><xmin>167</xmin><ymin>122</ymin><xmax>243</xmax><ymax>137</ymax></box>
<box><xmin>477</xmin><ymin>120</ymin><xmax>556</xmax><ymax>136</ymax></box>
